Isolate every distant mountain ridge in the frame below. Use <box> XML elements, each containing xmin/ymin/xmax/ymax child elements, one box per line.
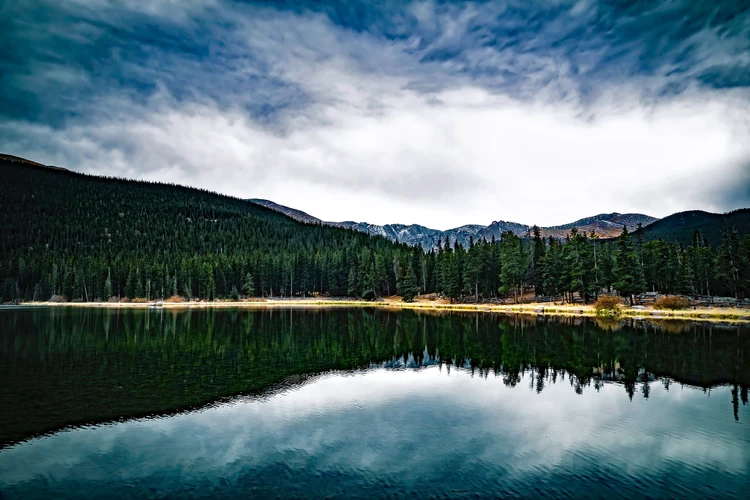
<box><xmin>250</xmin><ymin>199</ymin><xmax>322</xmax><ymax>225</ymax></box>
<box><xmin>0</xmin><ymin>153</ymin><xmax>69</xmax><ymax>172</ymax></box>
<box><xmin>249</xmin><ymin>199</ymin><xmax>658</xmax><ymax>248</ymax></box>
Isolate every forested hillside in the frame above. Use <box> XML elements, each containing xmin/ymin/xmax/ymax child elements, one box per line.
<box><xmin>0</xmin><ymin>160</ymin><xmax>415</xmax><ymax>302</ymax></box>
<box><xmin>1</xmin><ymin>159</ymin><xmax>748</xmax><ymax>304</ymax></box>
<box><xmin>635</xmin><ymin>210</ymin><xmax>750</xmax><ymax>246</ymax></box>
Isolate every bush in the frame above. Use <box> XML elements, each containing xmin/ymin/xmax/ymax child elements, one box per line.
<box><xmin>594</xmin><ymin>295</ymin><xmax>621</xmax><ymax>316</ymax></box>
<box><xmin>361</xmin><ymin>289</ymin><xmax>377</xmax><ymax>301</ymax></box>
<box><xmin>49</xmin><ymin>295</ymin><xmax>68</xmax><ymax>303</ymax></box>
<box><xmin>164</xmin><ymin>295</ymin><xmax>186</xmax><ymax>303</ymax></box>
<box><xmin>654</xmin><ymin>295</ymin><xmax>690</xmax><ymax>310</ymax></box>
<box><xmin>131</xmin><ymin>298</ymin><xmax>148</xmax><ymax>303</ymax></box>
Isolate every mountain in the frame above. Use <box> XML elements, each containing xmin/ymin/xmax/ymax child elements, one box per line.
<box><xmin>0</xmin><ymin>155</ymin><xmax>411</xmax><ymax>303</ymax></box>
<box><xmin>249</xmin><ymin>198</ymin><xmax>322</xmax><ymax>225</ymax></box>
<box><xmin>249</xmin><ymin>198</ymin><xmax>657</xmax><ymax>248</ymax></box>
<box><xmin>0</xmin><ymin>153</ymin><xmax>69</xmax><ymax>172</ymax></box>
<box><xmin>636</xmin><ymin>209</ymin><xmax>750</xmax><ymax>246</ymax></box>
<box><xmin>3</xmin><ymin>153</ymin><xmax>748</xmax><ymax>305</ymax></box>
<box><xmin>540</xmin><ymin>213</ymin><xmax>658</xmax><ymax>240</ymax></box>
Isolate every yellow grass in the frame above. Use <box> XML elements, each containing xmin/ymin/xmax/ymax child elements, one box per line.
<box><xmin>8</xmin><ymin>297</ymin><xmax>750</xmax><ymax>322</ymax></box>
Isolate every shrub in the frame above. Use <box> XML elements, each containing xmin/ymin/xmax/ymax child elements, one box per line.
<box><xmin>164</xmin><ymin>295</ymin><xmax>186</xmax><ymax>303</ymax></box>
<box><xmin>654</xmin><ymin>295</ymin><xmax>690</xmax><ymax>310</ymax></box>
<box><xmin>131</xmin><ymin>298</ymin><xmax>148</xmax><ymax>303</ymax></box>
<box><xmin>594</xmin><ymin>295</ymin><xmax>621</xmax><ymax>316</ymax></box>
<box><xmin>49</xmin><ymin>295</ymin><xmax>68</xmax><ymax>303</ymax></box>
<box><xmin>361</xmin><ymin>289</ymin><xmax>377</xmax><ymax>301</ymax></box>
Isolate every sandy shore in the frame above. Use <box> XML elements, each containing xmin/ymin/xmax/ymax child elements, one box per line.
<box><xmin>7</xmin><ymin>297</ymin><xmax>750</xmax><ymax>322</ymax></box>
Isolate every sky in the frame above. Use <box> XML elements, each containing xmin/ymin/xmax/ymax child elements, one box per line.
<box><xmin>2</xmin><ymin>0</ymin><xmax>749</xmax><ymax>229</ymax></box>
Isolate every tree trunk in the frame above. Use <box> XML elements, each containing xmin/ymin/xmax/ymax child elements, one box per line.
<box><xmin>704</xmin><ymin>269</ymin><xmax>711</xmax><ymax>300</ymax></box>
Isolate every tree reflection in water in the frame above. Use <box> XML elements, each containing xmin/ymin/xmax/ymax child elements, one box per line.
<box><xmin>1</xmin><ymin>307</ymin><xmax>747</xmax><ymax>447</ymax></box>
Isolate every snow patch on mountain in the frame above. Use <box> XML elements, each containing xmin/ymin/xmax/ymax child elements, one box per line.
<box><xmin>249</xmin><ymin>200</ymin><xmax>658</xmax><ymax>249</ymax></box>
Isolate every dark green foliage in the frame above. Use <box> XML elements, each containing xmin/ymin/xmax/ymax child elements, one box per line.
<box><xmin>636</xmin><ymin>209</ymin><xmax>750</xmax><ymax>246</ymax></box>
<box><xmin>242</xmin><ymin>272</ymin><xmax>255</xmax><ymax>297</ymax></box>
<box><xmin>398</xmin><ymin>266</ymin><xmax>419</xmax><ymax>302</ymax></box>
<box><xmin>613</xmin><ymin>227</ymin><xmax>645</xmax><ymax>304</ymax></box>
<box><xmin>498</xmin><ymin>231</ymin><xmax>528</xmax><ymax>303</ymax></box>
<box><xmin>0</xmin><ymin>161</ymin><xmax>412</xmax><ymax>302</ymax></box>
<box><xmin>715</xmin><ymin>222</ymin><xmax>742</xmax><ymax>298</ymax></box>
<box><xmin>531</xmin><ymin>226</ymin><xmax>546</xmax><ymax>295</ymax></box>
<box><xmin>1</xmin><ymin>161</ymin><xmax>748</xmax><ymax>304</ymax></box>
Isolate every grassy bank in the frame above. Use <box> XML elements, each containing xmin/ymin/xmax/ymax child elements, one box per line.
<box><xmin>8</xmin><ymin>297</ymin><xmax>750</xmax><ymax>322</ymax></box>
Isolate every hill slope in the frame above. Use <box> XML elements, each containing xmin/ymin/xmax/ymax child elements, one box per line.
<box><xmin>249</xmin><ymin>198</ymin><xmax>322</xmax><ymax>225</ymax></box>
<box><xmin>636</xmin><ymin>209</ymin><xmax>750</xmax><ymax>246</ymax></box>
<box><xmin>0</xmin><ymin>157</ymin><xmax>410</xmax><ymax>302</ymax></box>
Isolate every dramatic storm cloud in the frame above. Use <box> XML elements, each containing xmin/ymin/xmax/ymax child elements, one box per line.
<box><xmin>2</xmin><ymin>0</ymin><xmax>749</xmax><ymax>228</ymax></box>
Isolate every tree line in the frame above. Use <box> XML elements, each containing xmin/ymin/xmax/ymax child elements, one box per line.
<box><xmin>1</xmin><ymin>161</ymin><xmax>748</xmax><ymax>303</ymax></box>
<box><xmin>397</xmin><ymin>221</ymin><xmax>749</xmax><ymax>304</ymax></box>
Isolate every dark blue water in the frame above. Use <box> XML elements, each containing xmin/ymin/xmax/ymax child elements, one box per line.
<box><xmin>0</xmin><ymin>308</ymin><xmax>748</xmax><ymax>498</ymax></box>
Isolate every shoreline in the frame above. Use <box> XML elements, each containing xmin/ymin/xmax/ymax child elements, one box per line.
<box><xmin>5</xmin><ymin>299</ymin><xmax>750</xmax><ymax>322</ymax></box>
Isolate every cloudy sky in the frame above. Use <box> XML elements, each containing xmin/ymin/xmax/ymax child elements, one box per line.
<box><xmin>2</xmin><ymin>0</ymin><xmax>749</xmax><ymax>229</ymax></box>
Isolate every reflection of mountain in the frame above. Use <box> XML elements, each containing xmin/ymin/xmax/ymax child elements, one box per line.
<box><xmin>1</xmin><ymin>308</ymin><xmax>748</xmax><ymax>447</ymax></box>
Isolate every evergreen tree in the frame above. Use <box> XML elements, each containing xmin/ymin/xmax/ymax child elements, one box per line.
<box><xmin>347</xmin><ymin>266</ymin><xmax>358</xmax><ymax>297</ymax></box>
<box><xmin>498</xmin><ymin>232</ymin><xmax>528</xmax><ymax>303</ymax></box>
<box><xmin>445</xmin><ymin>253</ymin><xmax>462</xmax><ymax>303</ymax></box>
<box><xmin>2</xmin><ymin>159</ymin><xmax>748</xmax><ymax>304</ymax></box>
<box><xmin>242</xmin><ymin>272</ymin><xmax>255</xmax><ymax>297</ymax></box>
<box><xmin>104</xmin><ymin>268</ymin><xmax>113</xmax><ymax>300</ymax></box>
<box><xmin>715</xmin><ymin>221</ymin><xmax>741</xmax><ymax>297</ymax></box>
<box><xmin>613</xmin><ymin>227</ymin><xmax>645</xmax><ymax>304</ymax></box>
<box><xmin>541</xmin><ymin>238</ymin><xmax>563</xmax><ymax>299</ymax></box>
<box><xmin>134</xmin><ymin>267</ymin><xmax>144</xmax><ymax>298</ymax></box>
<box><xmin>531</xmin><ymin>225</ymin><xmax>546</xmax><ymax>295</ymax></box>
<box><xmin>463</xmin><ymin>237</ymin><xmax>483</xmax><ymax>302</ymax></box>
<box><xmin>398</xmin><ymin>265</ymin><xmax>419</xmax><ymax>302</ymax></box>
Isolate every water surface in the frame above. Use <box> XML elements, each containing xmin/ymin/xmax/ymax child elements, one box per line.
<box><xmin>1</xmin><ymin>308</ymin><xmax>748</xmax><ymax>498</ymax></box>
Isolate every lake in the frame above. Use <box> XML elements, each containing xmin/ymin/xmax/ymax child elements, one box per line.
<box><xmin>0</xmin><ymin>307</ymin><xmax>748</xmax><ymax>498</ymax></box>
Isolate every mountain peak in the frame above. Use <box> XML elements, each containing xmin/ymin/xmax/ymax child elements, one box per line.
<box><xmin>250</xmin><ymin>199</ymin><xmax>659</xmax><ymax>249</ymax></box>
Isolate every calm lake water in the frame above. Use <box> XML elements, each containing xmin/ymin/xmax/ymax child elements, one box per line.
<box><xmin>0</xmin><ymin>307</ymin><xmax>748</xmax><ymax>499</ymax></box>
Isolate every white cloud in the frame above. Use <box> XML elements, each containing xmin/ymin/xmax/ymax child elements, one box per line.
<box><xmin>0</xmin><ymin>368</ymin><xmax>746</xmax><ymax>487</ymax></box>
<box><xmin>2</xmin><ymin>0</ymin><xmax>749</xmax><ymax>229</ymax></box>
<box><xmin>6</xmin><ymin>83</ymin><xmax>748</xmax><ymax>229</ymax></box>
